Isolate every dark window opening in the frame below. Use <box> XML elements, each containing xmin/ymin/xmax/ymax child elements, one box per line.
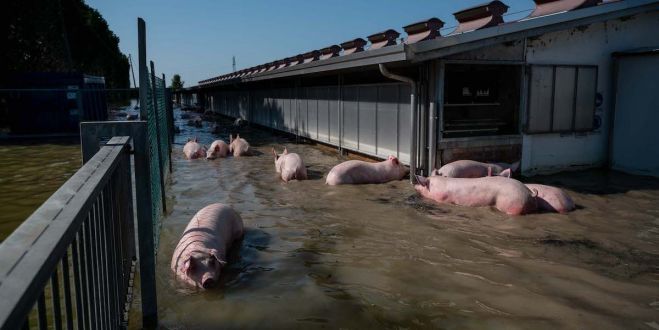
<box><xmin>442</xmin><ymin>64</ymin><xmax>521</xmax><ymax>138</ymax></box>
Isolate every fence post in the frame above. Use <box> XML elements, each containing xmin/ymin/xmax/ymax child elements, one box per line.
<box><xmin>163</xmin><ymin>73</ymin><xmax>174</xmax><ymax>174</ymax></box>
<box><xmin>150</xmin><ymin>61</ymin><xmax>168</xmax><ymax>214</ymax></box>
<box><xmin>137</xmin><ymin>17</ymin><xmax>158</xmax><ymax>329</ymax></box>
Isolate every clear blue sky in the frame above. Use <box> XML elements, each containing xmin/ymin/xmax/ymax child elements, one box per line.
<box><xmin>85</xmin><ymin>0</ymin><xmax>536</xmax><ymax>87</ymax></box>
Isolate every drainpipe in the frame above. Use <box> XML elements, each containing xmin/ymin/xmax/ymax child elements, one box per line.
<box><xmin>379</xmin><ymin>64</ymin><xmax>417</xmax><ymax>184</ymax></box>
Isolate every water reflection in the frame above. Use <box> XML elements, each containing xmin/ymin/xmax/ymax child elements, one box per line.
<box><xmin>155</xmin><ymin>109</ymin><xmax>659</xmax><ymax>329</ymax></box>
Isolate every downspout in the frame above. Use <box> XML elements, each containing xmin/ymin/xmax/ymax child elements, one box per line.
<box><xmin>379</xmin><ymin>64</ymin><xmax>417</xmax><ymax>184</ymax></box>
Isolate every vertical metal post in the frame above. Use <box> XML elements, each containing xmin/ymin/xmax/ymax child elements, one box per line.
<box><xmin>138</xmin><ymin>19</ymin><xmax>148</xmax><ymax>121</ymax></box>
<box><xmin>428</xmin><ymin>102</ymin><xmax>437</xmax><ymax>172</ymax></box>
<box><xmin>137</xmin><ymin>18</ymin><xmax>158</xmax><ymax>329</ymax></box>
<box><xmin>338</xmin><ymin>74</ymin><xmax>343</xmax><ymax>155</ymax></box>
<box><xmin>436</xmin><ymin>61</ymin><xmax>445</xmax><ymax>168</ymax></box>
<box><xmin>163</xmin><ymin>73</ymin><xmax>173</xmax><ymax>174</ymax></box>
<box><xmin>150</xmin><ymin>61</ymin><xmax>167</xmax><ymax>213</ymax></box>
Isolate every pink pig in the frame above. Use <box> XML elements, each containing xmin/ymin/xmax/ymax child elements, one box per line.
<box><xmin>183</xmin><ymin>137</ymin><xmax>206</xmax><ymax>160</ymax></box>
<box><xmin>272</xmin><ymin>147</ymin><xmax>307</xmax><ymax>182</ymax></box>
<box><xmin>206</xmin><ymin>140</ymin><xmax>230</xmax><ymax>159</ymax></box>
<box><xmin>525</xmin><ymin>184</ymin><xmax>575</xmax><ymax>214</ymax></box>
<box><xmin>229</xmin><ymin>134</ymin><xmax>250</xmax><ymax>157</ymax></box>
<box><xmin>415</xmin><ymin>175</ymin><xmax>537</xmax><ymax>215</ymax></box>
<box><xmin>431</xmin><ymin>160</ymin><xmax>519</xmax><ymax>178</ymax></box>
<box><xmin>171</xmin><ymin>203</ymin><xmax>244</xmax><ymax>289</ymax></box>
<box><xmin>326</xmin><ymin>155</ymin><xmax>408</xmax><ymax>185</ymax></box>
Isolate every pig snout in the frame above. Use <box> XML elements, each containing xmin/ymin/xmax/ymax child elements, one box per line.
<box><xmin>202</xmin><ymin>274</ymin><xmax>216</xmax><ymax>289</ymax></box>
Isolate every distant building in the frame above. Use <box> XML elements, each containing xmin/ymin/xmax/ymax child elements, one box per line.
<box><xmin>182</xmin><ymin>0</ymin><xmax>659</xmax><ymax>177</ymax></box>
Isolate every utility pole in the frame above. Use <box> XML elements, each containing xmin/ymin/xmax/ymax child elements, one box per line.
<box><xmin>232</xmin><ymin>56</ymin><xmax>236</xmax><ymax>72</ymax></box>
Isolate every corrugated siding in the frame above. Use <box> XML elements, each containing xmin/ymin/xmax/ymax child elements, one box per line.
<box><xmin>208</xmin><ymin>83</ymin><xmax>411</xmax><ymax>164</ymax></box>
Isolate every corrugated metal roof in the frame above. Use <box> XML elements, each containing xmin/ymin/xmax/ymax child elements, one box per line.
<box><xmin>195</xmin><ymin>0</ymin><xmax>658</xmax><ymax>88</ymax></box>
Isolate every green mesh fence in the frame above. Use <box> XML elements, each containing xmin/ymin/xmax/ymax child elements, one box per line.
<box><xmin>144</xmin><ymin>69</ymin><xmax>171</xmax><ymax>251</ymax></box>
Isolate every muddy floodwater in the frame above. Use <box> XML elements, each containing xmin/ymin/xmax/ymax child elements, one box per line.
<box><xmin>155</xmin><ymin>110</ymin><xmax>659</xmax><ymax>329</ymax></box>
<box><xmin>0</xmin><ymin>142</ymin><xmax>81</xmax><ymax>241</ymax></box>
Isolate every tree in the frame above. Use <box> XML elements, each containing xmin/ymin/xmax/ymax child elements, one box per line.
<box><xmin>1</xmin><ymin>0</ymin><xmax>130</xmax><ymax>88</ymax></box>
<box><xmin>171</xmin><ymin>74</ymin><xmax>184</xmax><ymax>90</ymax></box>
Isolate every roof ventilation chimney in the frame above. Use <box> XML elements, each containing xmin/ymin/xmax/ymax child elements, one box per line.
<box><xmin>276</xmin><ymin>58</ymin><xmax>290</xmax><ymax>70</ymax></box>
<box><xmin>450</xmin><ymin>1</ymin><xmax>509</xmax><ymax>35</ymax></box>
<box><xmin>288</xmin><ymin>54</ymin><xmax>304</xmax><ymax>66</ymax></box>
<box><xmin>319</xmin><ymin>45</ymin><xmax>341</xmax><ymax>60</ymax></box>
<box><xmin>303</xmin><ymin>50</ymin><xmax>321</xmax><ymax>63</ymax></box>
<box><xmin>367</xmin><ymin>29</ymin><xmax>400</xmax><ymax>50</ymax></box>
<box><xmin>527</xmin><ymin>0</ymin><xmax>602</xmax><ymax>19</ymax></box>
<box><xmin>340</xmin><ymin>38</ymin><xmax>367</xmax><ymax>55</ymax></box>
<box><xmin>403</xmin><ymin>18</ymin><xmax>445</xmax><ymax>44</ymax></box>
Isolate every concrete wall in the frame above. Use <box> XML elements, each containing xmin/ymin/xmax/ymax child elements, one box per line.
<box><xmin>521</xmin><ymin>10</ymin><xmax>658</xmax><ymax>175</ymax></box>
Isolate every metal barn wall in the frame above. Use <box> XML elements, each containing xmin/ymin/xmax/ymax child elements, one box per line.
<box><xmin>521</xmin><ymin>10</ymin><xmax>658</xmax><ymax>175</ymax></box>
<box><xmin>207</xmin><ymin>83</ymin><xmax>412</xmax><ymax>164</ymax></box>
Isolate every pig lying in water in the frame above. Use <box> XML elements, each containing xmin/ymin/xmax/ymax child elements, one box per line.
<box><xmin>525</xmin><ymin>184</ymin><xmax>575</xmax><ymax>214</ymax></box>
<box><xmin>272</xmin><ymin>147</ymin><xmax>307</xmax><ymax>182</ymax></box>
<box><xmin>171</xmin><ymin>203</ymin><xmax>244</xmax><ymax>289</ymax></box>
<box><xmin>326</xmin><ymin>155</ymin><xmax>408</xmax><ymax>185</ymax></box>
<box><xmin>206</xmin><ymin>140</ymin><xmax>229</xmax><ymax>159</ymax></box>
<box><xmin>431</xmin><ymin>160</ymin><xmax>519</xmax><ymax>178</ymax></box>
<box><xmin>183</xmin><ymin>138</ymin><xmax>206</xmax><ymax>160</ymax></box>
<box><xmin>415</xmin><ymin>175</ymin><xmax>537</xmax><ymax>215</ymax></box>
<box><xmin>229</xmin><ymin>134</ymin><xmax>250</xmax><ymax>157</ymax></box>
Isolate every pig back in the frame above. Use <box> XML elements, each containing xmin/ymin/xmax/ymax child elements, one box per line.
<box><xmin>171</xmin><ymin>204</ymin><xmax>244</xmax><ymax>270</ymax></box>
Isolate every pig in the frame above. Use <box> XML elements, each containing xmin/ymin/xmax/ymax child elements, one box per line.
<box><xmin>183</xmin><ymin>137</ymin><xmax>206</xmax><ymax>160</ymax></box>
<box><xmin>272</xmin><ymin>147</ymin><xmax>307</xmax><ymax>182</ymax></box>
<box><xmin>415</xmin><ymin>175</ymin><xmax>537</xmax><ymax>215</ymax></box>
<box><xmin>187</xmin><ymin>116</ymin><xmax>202</xmax><ymax>128</ymax></box>
<box><xmin>211</xmin><ymin>124</ymin><xmax>221</xmax><ymax>134</ymax></box>
<box><xmin>206</xmin><ymin>140</ymin><xmax>230</xmax><ymax>159</ymax></box>
<box><xmin>234</xmin><ymin>118</ymin><xmax>247</xmax><ymax>127</ymax></box>
<box><xmin>229</xmin><ymin>134</ymin><xmax>250</xmax><ymax>157</ymax></box>
<box><xmin>431</xmin><ymin>160</ymin><xmax>520</xmax><ymax>178</ymax></box>
<box><xmin>325</xmin><ymin>155</ymin><xmax>408</xmax><ymax>185</ymax></box>
<box><xmin>171</xmin><ymin>203</ymin><xmax>244</xmax><ymax>289</ymax></box>
<box><xmin>525</xmin><ymin>184</ymin><xmax>575</xmax><ymax>214</ymax></box>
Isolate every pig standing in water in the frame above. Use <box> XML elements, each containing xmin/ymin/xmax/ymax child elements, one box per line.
<box><xmin>206</xmin><ymin>140</ymin><xmax>229</xmax><ymax>159</ymax></box>
<box><xmin>272</xmin><ymin>147</ymin><xmax>307</xmax><ymax>182</ymax></box>
<box><xmin>229</xmin><ymin>134</ymin><xmax>250</xmax><ymax>157</ymax></box>
<box><xmin>171</xmin><ymin>203</ymin><xmax>244</xmax><ymax>289</ymax></box>
<box><xmin>326</xmin><ymin>155</ymin><xmax>408</xmax><ymax>185</ymax></box>
<box><xmin>183</xmin><ymin>138</ymin><xmax>206</xmax><ymax>160</ymax></box>
<box><xmin>525</xmin><ymin>184</ymin><xmax>575</xmax><ymax>214</ymax></box>
<box><xmin>432</xmin><ymin>160</ymin><xmax>519</xmax><ymax>178</ymax></box>
<box><xmin>415</xmin><ymin>175</ymin><xmax>537</xmax><ymax>215</ymax></box>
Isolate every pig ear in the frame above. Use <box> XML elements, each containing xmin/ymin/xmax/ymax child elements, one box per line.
<box><xmin>415</xmin><ymin>175</ymin><xmax>430</xmax><ymax>188</ymax></box>
<box><xmin>430</xmin><ymin>168</ymin><xmax>439</xmax><ymax>176</ymax></box>
<box><xmin>214</xmin><ymin>144</ymin><xmax>220</xmax><ymax>152</ymax></box>
<box><xmin>389</xmin><ymin>156</ymin><xmax>399</xmax><ymax>165</ymax></box>
<box><xmin>499</xmin><ymin>168</ymin><xmax>512</xmax><ymax>178</ymax></box>
<box><xmin>510</xmin><ymin>161</ymin><xmax>520</xmax><ymax>172</ymax></box>
<box><xmin>272</xmin><ymin>148</ymin><xmax>278</xmax><ymax>159</ymax></box>
<box><xmin>236</xmin><ymin>134</ymin><xmax>240</xmax><ymax>139</ymax></box>
<box><xmin>182</xmin><ymin>257</ymin><xmax>194</xmax><ymax>275</ymax></box>
<box><xmin>283</xmin><ymin>147</ymin><xmax>288</xmax><ymax>155</ymax></box>
<box><xmin>209</xmin><ymin>250</ymin><xmax>227</xmax><ymax>267</ymax></box>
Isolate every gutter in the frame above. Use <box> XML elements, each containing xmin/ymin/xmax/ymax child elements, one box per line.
<box><xmin>378</xmin><ymin>64</ymin><xmax>417</xmax><ymax>184</ymax></box>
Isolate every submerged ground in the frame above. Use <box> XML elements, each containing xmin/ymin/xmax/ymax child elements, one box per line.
<box><xmin>153</xmin><ymin>110</ymin><xmax>659</xmax><ymax>329</ymax></box>
<box><xmin>0</xmin><ymin>108</ymin><xmax>657</xmax><ymax>329</ymax></box>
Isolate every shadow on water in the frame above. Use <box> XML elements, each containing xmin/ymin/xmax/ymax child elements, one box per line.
<box><xmin>521</xmin><ymin>168</ymin><xmax>659</xmax><ymax>195</ymax></box>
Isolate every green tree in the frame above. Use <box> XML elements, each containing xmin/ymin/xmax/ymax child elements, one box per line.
<box><xmin>171</xmin><ymin>74</ymin><xmax>184</xmax><ymax>90</ymax></box>
<box><xmin>1</xmin><ymin>0</ymin><xmax>129</xmax><ymax>88</ymax></box>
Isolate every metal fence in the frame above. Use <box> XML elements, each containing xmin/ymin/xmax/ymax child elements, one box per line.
<box><xmin>0</xmin><ymin>137</ymin><xmax>136</xmax><ymax>330</ymax></box>
<box><xmin>203</xmin><ymin>83</ymin><xmax>412</xmax><ymax>163</ymax></box>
